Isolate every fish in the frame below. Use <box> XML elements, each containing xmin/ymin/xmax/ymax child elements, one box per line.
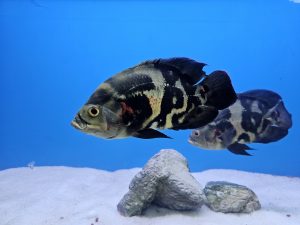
<box><xmin>189</xmin><ymin>89</ymin><xmax>292</xmax><ymax>156</ymax></box>
<box><xmin>71</xmin><ymin>57</ymin><xmax>237</xmax><ymax>139</ymax></box>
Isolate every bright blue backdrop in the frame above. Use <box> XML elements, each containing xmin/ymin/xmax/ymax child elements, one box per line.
<box><xmin>1</xmin><ymin>0</ymin><xmax>300</xmax><ymax>176</ymax></box>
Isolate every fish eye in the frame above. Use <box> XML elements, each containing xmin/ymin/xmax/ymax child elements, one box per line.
<box><xmin>88</xmin><ymin>107</ymin><xmax>99</xmax><ymax>117</ymax></box>
<box><xmin>193</xmin><ymin>130</ymin><xmax>200</xmax><ymax>136</ymax></box>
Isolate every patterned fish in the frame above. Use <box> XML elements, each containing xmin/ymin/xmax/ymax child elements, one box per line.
<box><xmin>189</xmin><ymin>89</ymin><xmax>292</xmax><ymax>155</ymax></box>
<box><xmin>71</xmin><ymin>57</ymin><xmax>237</xmax><ymax>139</ymax></box>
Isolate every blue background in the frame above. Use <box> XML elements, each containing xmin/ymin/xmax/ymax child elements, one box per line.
<box><xmin>1</xmin><ymin>0</ymin><xmax>299</xmax><ymax>176</ymax></box>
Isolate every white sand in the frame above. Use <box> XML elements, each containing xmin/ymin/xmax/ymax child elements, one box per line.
<box><xmin>0</xmin><ymin>167</ymin><xmax>299</xmax><ymax>225</ymax></box>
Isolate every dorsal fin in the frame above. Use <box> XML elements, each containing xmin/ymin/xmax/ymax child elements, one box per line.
<box><xmin>239</xmin><ymin>89</ymin><xmax>282</xmax><ymax>108</ymax></box>
<box><xmin>137</xmin><ymin>57</ymin><xmax>207</xmax><ymax>84</ymax></box>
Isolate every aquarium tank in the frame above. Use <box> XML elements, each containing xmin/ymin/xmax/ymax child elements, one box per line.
<box><xmin>1</xmin><ymin>1</ymin><xmax>300</xmax><ymax>224</ymax></box>
<box><xmin>1</xmin><ymin>0</ymin><xmax>299</xmax><ymax>176</ymax></box>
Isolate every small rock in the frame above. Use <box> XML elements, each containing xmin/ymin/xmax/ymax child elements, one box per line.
<box><xmin>204</xmin><ymin>181</ymin><xmax>261</xmax><ymax>213</ymax></box>
<box><xmin>117</xmin><ymin>149</ymin><xmax>204</xmax><ymax>216</ymax></box>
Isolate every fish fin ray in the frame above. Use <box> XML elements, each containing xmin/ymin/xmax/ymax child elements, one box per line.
<box><xmin>227</xmin><ymin>143</ymin><xmax>253</xmax><ymax>156</ymax></box>
<box><xmin>256</xmin><ymin>125</ymin><xmax>289</xmax><ymax>143</ymax></box>
<box><xmin>263</xmin><ymin>101</ymin><xmax>292</xmax><ymax>129</ymax></box>
<box><xmin>199</xmin><ymin>70</ymin><xmax>237</xmax><ymax>110</ymax></box>
<box><xmin>133</xmin><ymin>129</ymin><xmax>171</xmax><ymax>139</ymax></box>
<box><xmin>138</xmin><ymin>57</ymin><xmax>207</xmax><ymax>84</ymax></box>
<box><xmin>239</xmin><ymin>89</ymin><xmax>281</xmax><ymax>108</ymax></box>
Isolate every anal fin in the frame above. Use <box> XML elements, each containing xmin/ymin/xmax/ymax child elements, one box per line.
<box><xmin>227</xmin><ymin>143</ymin><xmax>253</xmax><ymax>156</ymax></box>
<box><xmin>133</xmin><ymin>129</ymin><xmax>171</xmax><ymax>139</ymax></box>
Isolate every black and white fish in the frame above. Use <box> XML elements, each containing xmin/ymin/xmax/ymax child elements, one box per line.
<box><xmin>189</xmin><ymin>89</ymin><xmax>292</xmax><ymax>155</ymax></box>
<box><xmin>71</xmin><ymin>57</ymin><xmax>237</xmax><ymax>139</ymax></box>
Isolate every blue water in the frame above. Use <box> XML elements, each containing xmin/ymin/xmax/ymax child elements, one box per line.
<box><xmin>1</xmin><ymin>0</ymin><xmax>299</xmax><ymax>176</ymax></box>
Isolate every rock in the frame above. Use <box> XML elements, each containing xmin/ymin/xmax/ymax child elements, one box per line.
<box><xmin>117</xmin><ymin>149</ymin><xmax>204</xmax><ymax>216</ymax></box>
<box><xmin>204</xmin><ymin>181</ymin><xmax>261</xmax><ymax>213</ymax></box>
<box><xmin>117</xmin><ymin>168</ymin><xmax>159</xmax><ymax>217</ymax></box>
<box><xmin>152</xmin><ymin>151</ymin><xmax>204</xmax><ymax>211</ymax></box>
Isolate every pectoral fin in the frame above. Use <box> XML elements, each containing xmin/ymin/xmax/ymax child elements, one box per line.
<box><xmin>133</xmin><ymin>129</ymin><xmax>171</xmax><ymax>139</ymax></box>
<box><xmin>227</xmin><ymin>143</ymin><xmax>253</xmax><ymax>156</ymax></box>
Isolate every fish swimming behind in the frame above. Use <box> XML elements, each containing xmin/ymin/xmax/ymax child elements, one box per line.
<box><xmin>71</xmin><ymin>57</ymin><xmax>237</xmax><ymax>139</ymax></box>
<box><xmin>189</xmin><ymin>89</ymin><xmax>292</xmax><ymax>155</ymax></box>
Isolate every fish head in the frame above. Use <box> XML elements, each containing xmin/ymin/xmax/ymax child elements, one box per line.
<box><xmin>71</xmin><ymin>104</ymin><xmax>124</xmax><ymax>139</ymax></box>
<box><xmin>188</xmin><ymin>122</ymin><xmax>235</xmax><ymax>150</ymax></box>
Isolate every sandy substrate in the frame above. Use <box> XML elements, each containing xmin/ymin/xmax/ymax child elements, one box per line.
<box><xmin>0</xmin><ymin>167</ymin><xmax>299</xmax><ymax>225</ymax></box>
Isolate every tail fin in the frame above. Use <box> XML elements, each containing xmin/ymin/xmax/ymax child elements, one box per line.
<box><xmin>199</xmin><ymin>70</ymin><xmax>237</xmax><ymax>110</ymax></box>
<box><xmin>269</xmin><ymin>101</ymin><xmax>292</xmax><ymax>130</ymax></box>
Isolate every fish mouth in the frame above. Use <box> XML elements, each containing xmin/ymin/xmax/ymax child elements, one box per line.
<box><xmin>188</xmin><ymin>134</ymin><xmax>208</xmax><ymax>148</ymax></box>
<box><xmin>188</xmin><ymin>135</ymin><xmax>198</xmax><ymax>145</ymax></box>
<box><xmin>71</xmin><ymin>114</ymin><xmax>89</xmax><ymax>130</ymax></box>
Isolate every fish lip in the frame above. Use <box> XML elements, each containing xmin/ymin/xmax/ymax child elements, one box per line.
<box><xmin>189</xmin><ymin>134</ymin><xmax>207</xmax><ymax>148</ymax></box>
<box><xmin>188</xmin><ymin>135</ymin><xmax>197</xmax><ymax>145</ymax></box>
<box><xmin>106</xmin><ymin>135</ymin><xmax>117</xmax><ymax>139</ymax></box>
<box><xmin>71</xmin><ymin>114</ymin><xmax>89</xmax><ymax>130</ymax></box>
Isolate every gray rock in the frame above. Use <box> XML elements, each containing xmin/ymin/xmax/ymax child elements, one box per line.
<box><xmin>117</xmin><ymin>149</ymin><xmax>204</xmax><ymax>216</ymax></box>
<box><xmin>204</xmin><ymin>181</ymin><xmax>261</xmax><ymax>213</ymax></box>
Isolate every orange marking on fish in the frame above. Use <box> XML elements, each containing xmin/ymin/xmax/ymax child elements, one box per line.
<box><xmin>120</xmin><ymin>102</ymin><xmax>134</xmax><ymax>115</ymax></box>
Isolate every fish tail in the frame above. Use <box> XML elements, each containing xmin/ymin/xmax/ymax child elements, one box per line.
<box><xmin>271</xmin><ymin>101</ymin><xmax>292</xmax><ymax>129</ymax></box>
<box><xmin>198</xmin><ymin>70</ymin><xmax>237</xmax><ymax>110</ymax></box>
